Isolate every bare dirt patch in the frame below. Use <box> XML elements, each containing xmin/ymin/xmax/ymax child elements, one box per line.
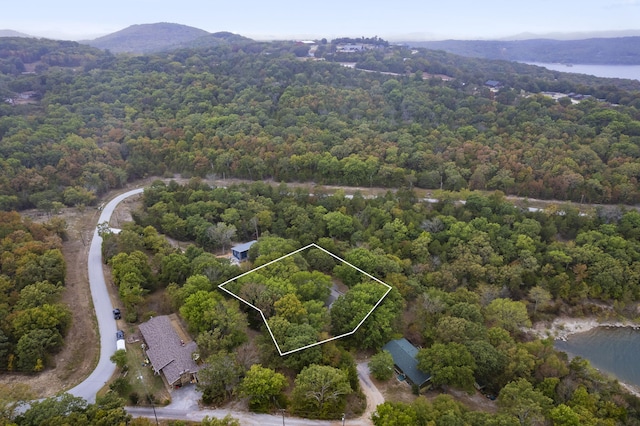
<box><xmin>445</xmin><ymin>387</ymin><xmax>498</xmax><ymax>413</ymax></box>
<box><xmin>375</xmin><ymin>375</ymin><xmax>417</xmax><ymax>404</ymax></box>
<box><xmin>375</xmin><ymin>376</ymin><xmax>497</xmax><ymax>413</ymax></box>
<box><xmin>109</xmin><ymin>193</ymin><xmax>143</xmax><ymax>228</ymax></box>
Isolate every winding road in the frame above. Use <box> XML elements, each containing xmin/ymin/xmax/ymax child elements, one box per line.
<box><xmin>67</xmin><ymin>188</ymin><xmax>144</xmax><ymax>403</ymax></box>
<box><xmin>65</xmin><ymin>186</ymin><xmax>384</xmax><ymax>424</ymax></box>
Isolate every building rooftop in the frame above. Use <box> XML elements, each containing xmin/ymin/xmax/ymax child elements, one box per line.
<box><xmin>382</xmin><ymin>338</ymin><xmax>431</xmax><ymax>386</ymax></box>
<box><xmin>232</xmin><ymin>240</ymin><xmax>257</xmax><ymax>253</ymax></box>
<box><xmin>139</xmin><ymin>315</ymin><xmax>200</xmax><ymax>385</ymax></box>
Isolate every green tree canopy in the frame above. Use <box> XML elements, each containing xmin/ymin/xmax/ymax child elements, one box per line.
<box><xmin>485</xmin><ymin>298</ymin><xmax>531</xmax><ymax>332</ymax></box>
<box><xmin>417</xmin><ymin>342</ymin><xmax>477</xmax><ymax>391</ymax></box>
<box><xmin>291</xmin><ymin>364</ymin><xmax>352</xmax><ymax>419</ymax></box>
<box><xmin>368</xmin><ymin>350</ymin><xmax>395</xmax><ymax>381</ymax></box>
<box><xmin>497</xmin><ymin>378</ymin><xmax>553</xmax><ymax>426</ymax></box>
<box><xmin>238</xmin><ymin>364</ymin><xmax>287</xmax><ymax>412</ymax></box>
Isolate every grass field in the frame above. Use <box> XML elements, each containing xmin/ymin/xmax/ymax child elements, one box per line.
<box><xmin>105</xmin><ymin>340</ymin><xmax>172</xmax><ymax>406</ymax></box>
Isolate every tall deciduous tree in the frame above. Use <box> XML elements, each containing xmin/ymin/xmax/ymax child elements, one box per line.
<box><xmin>372</xmin><ymin>401</ymin><xmax>418</xmax><ymax>425</ymax></box>
<box><xmin>238</xmin><ymin>364</ymin><xmax>287</xmax><ymax>412</ymax></box>
<box><xmin>110</xmin><ymin>349</ymin><xmax>128</xmax><ymax>371</ymax></box>
<box><xmin>368</xmin><ymin>350</ymin><xmax>395</xmax><ymax>381</ymax></box>
<box><xmin>180</xmin><ymin>290</ymin><xmax>247</xmax><ymax>351</ymax></box>
<box><xmin>206</xmin><ymin>222</ymin><xmax>237</xmax><ymax>253</ymax></box>
<box><xmin>16</xmin><ymin>393</ymin><xmax>87</xmax><ymax>425</ymax></box>
<box><xmin>497</xmin><ymin>378</ymin><xmax>553</xmax><ymax>426</ymax></box>
<box><xmin>528</xmin><ymin>286</ymin><xmax>552</xmax><ymax>315</ymax></box>
<box><xmin>330</xmin><ymin>283</ymin><xmax>402</xmax><ymax>350</ymax></box>
<box><xmin>485</xmin><ymin>298</ymin><xmax>531</xmax><ymax>332</ymax></box>
<box><xmin>417</xmin><ymin>342</ymin><xmax>476</xmax><ymax>391</ymax></box>
<box><xmin>197</xmin><ymin>351</ymin><xmax>244</xmax><ymax>405</ymax></box>
<box><xmin>291</xmin><ymin>364</ymin><xmax>352</xmax><ymax>419</ymax></box>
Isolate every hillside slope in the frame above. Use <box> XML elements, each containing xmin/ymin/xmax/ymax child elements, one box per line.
<box><xmin>86</xmin><ymin>22</ymin><xmax>210</xmax><ymax>53</ymax></box>
<box><xmin>0</xmin><ymin>29</ymin><xmax>33</xmax><ymax>38</ymax></box>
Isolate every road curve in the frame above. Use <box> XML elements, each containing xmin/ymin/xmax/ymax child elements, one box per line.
<box><xmin>67</xmin><ymin>188</ymin><xmax>144</xmax><ymax>403</ymax></box>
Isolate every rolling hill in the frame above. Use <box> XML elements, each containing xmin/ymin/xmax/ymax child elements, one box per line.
<box><xmin>0</xmin><ymin>29</ymin><xmax>33</xmax><ymax>38</ymax></box>
<box><xmin>86</xmin><ymin>22</ymin><xmax>211</xmax><ymax>53</ymax></box>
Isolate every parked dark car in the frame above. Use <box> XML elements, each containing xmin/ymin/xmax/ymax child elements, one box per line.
<box><xmin>116</xmin><ymin>330</ymin><xmax>125</xmax><ymax>340</ymax></box>
<box><xmin>113</xmin><ymin>308</ymin><xmax>121</xmax><ymax>320</ymax></box>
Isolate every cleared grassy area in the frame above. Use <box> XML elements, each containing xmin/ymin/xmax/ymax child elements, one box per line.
<box><xmin>102</xmin><ymin>339</ymin><xmax>172</xmax><ymax>406</ymax></box>
<box><xmin>125</xmin><ymin>342</ymin><xmax>171</xmax><ymax>406</ymax></box>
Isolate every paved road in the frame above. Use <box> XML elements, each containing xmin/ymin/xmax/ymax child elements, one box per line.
<box><xmin>126</xmin><ymin>406</ymin><xmax>345</xmax><ymax>425</ymax></box>
<box><xmin>126</xmin><ymin>362</ymin><xmax>381</xmax><ymax>425</ymax></box>
<box><xmin>67</xmin><ymin>189</ymin><xmax>144</xmax><ymax>403</ymax></box>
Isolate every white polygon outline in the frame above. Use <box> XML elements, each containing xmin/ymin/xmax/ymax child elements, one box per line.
<box><xmin>218</xmin><ymin>243</ymin><xmax>392</xmax><ymax>356</ymax></box>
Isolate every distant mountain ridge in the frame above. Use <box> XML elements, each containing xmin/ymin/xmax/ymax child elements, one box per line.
<box><xmin>405</xmin><ymin>37</ymin><xmax>640</xmax><ymax>65</ymax></box>
<box><xmin>0</xmin><ymin>29</ymin><xmax>33</xmax><ymax>38</ymax></box>
<box><xmin>84</xmin><ymin>22</ymin><xmax>249</xmax><ymax>54</ymax></box>
<box><xmin>498</xmin><ymin>29</ymin><xmax>640</xmax><ymax>41</ymax></box>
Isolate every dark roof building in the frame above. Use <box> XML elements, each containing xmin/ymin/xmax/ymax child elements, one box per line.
<box><xmin>382</xmin><ymin>338</ymin><xmax>431</xmax><ymax>387</ymax></box>
<box><xmin>139</xmin><ymin>315</ymin><xmax>200</xmax><ymax>387</ymax></box>
<box><xmin>231</xmin><ymin>240</ymin><xmax>257</xmax><ymax>262</ymax></box>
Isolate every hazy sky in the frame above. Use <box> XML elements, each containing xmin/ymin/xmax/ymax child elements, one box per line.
<box><xmin>2</xmin><ymin>0</ymin><xmax>639</xmax><ymax>41</ymax></box>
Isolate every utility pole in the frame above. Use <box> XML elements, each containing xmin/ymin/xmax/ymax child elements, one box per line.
<box><xmin>151</xmin><ymin>400</ymin><xmax>159</xmax><ymax>426</ymax></box>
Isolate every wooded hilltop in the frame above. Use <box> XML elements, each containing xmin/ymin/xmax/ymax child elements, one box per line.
<box><xmin>2</xmin><ymin>35</ymin><xmax>640</xmax><ymax>425</ymax></box>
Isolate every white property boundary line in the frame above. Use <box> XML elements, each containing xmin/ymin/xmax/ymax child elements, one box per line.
<box><xmin>218</xmin><ymin>243</ymin><xmax>392</xmax><ymax>356</ymax></box>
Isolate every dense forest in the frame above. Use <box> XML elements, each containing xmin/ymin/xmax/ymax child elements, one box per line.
<box><xmin>2</xmin><ymin>35</ymin><xmax>640</xmax><ymax>423</ymax></box>
<box><xmin>0</xmin><ymin>37</ymin><xmax>640</xmax><ymax>214</ymax></box>
<box><xmin>98</xmin><ymin>179</ymin><xmax>640</xmax><ymax>423</ymax></box>
<box><xmin>0</xmin><ymin>211</ymin><xmax>68</xmax><ymax>373</ymax></box>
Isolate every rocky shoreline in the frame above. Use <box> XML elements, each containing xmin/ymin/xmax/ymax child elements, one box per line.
<box><xmin>532</xmin><ymin>317</ymin><xmax>640</xmax><ymax>341</ymax></box>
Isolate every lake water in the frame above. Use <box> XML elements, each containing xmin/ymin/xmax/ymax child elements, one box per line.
<box><xmin>524</xmin><ymin>62</ymin><xmax>640</xmax><ymax>81</ymax></box>
<box><xmin>554</xmin><ymin>327</ymin><xmax>640</xmax><ymax>389</ymax></box>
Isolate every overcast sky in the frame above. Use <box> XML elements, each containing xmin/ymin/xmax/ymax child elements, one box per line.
<box><xmin>2</xmin><ymin>0</ymin><xmax>639</xmax><ymax>41</ymax></box>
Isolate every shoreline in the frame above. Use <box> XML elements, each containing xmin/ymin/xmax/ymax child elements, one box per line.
<box><xmin>532</xmin><ymin>317</ymin><xmax>640</xmax><ymax>398</ymax></box>
<box><xmin>532</xmin><ymin>316</ymin><xmax>640</xmax><ymax>342</ymax></box>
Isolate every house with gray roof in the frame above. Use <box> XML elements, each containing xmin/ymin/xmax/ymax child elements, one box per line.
<box><xmin>382</xmin><ymin>338</ymin><xmax>431</xmax><ymax>387</ymax></box>
<box><xmin>139</xmin><ymin>315</ymin><xmax>201</xmax><ymax>387</ymax></box>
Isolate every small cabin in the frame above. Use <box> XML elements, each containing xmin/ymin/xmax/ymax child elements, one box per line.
<box><xmin>231</xmin><ymin>240</ymin><xmax>257</xmax><ymax>262</ymax></box>
<box><xmin>382</xmin><ymin>338</ymin><xmax>431</xmax><ymax>388</ymax></box>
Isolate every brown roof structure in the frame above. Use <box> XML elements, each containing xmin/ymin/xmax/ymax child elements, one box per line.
<box><xmin>138</xmin><ymin>315</ymin><xmax>200</xmax><ymax>386</ymax></box>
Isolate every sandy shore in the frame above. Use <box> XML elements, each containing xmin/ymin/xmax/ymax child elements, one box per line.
<box><xmin>531</xmin><ymin>316</ymin><xmax>640</xmax><ymax>341</ymax></box>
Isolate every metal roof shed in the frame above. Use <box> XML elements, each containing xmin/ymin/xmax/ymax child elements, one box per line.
<box><xmin>382</xmin><ymin>338</ymin><xmax>431</xmax><ymax>387</ymax></box>
<box><xmin>231</xmin><ymin>240</ymin><xmax>257</xmax><ymax>262</ymax></box>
